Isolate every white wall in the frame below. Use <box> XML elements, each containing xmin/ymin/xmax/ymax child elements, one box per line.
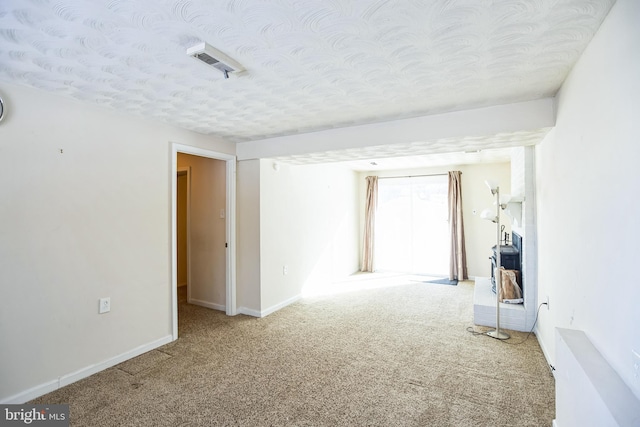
<box><xmin>258</xmin><ymin>160</ymin><xmax>360</xmax><ymax>313</ymax></box>
<box><xmin>177</xmin><ymin>154</ymin><xmax>227</xmax><ymax>309</ymax></box>
<box><xmin>358</xmin><ymin>162</ymin><xmax>511</xmax><ymax>279</ymax></box>
<box><xmin>535</xmin><ymin>0</ymin><xmax>640</xmax><ymax>400</ymax></box>
<box><xmin>0</xmin><ymin>82</ymin><xmax>233</xmax><ymax>402</ymax></box>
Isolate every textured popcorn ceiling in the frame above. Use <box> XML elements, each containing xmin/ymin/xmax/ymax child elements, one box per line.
<box><xmin>0</xmin><ymin>0</ymin><xmax>613</xmax><ymax>144</ymax></box>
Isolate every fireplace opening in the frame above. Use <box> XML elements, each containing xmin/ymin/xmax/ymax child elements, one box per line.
<box><xmin>491</xmin><ymin>231</ymin><xmax>523</xmax><ymax>298</ymax></box>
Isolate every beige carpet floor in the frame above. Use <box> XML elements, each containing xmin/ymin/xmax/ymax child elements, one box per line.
<box><xmin>31</xmin><ymin>275</ymin><xmax>555</xmax><ymax>426</ymax></box>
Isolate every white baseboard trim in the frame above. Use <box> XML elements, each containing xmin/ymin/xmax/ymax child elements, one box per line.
<box><xmin>1</xmin><ymin>380</ymin><xmax>60</xmax><ymax>405</ymax></box>
<box><xmin>237</xmin><ymin>294</ymin><xmax>301</xmax><ymax>318</ymax></box>
<box><xmin>189</xmin><ymin>298</ymin><xmax>225</xmax><ymax>312</ymax></box>
<box><xmin>260</xmin><ymin>294</ymin><xmax>301</xmax><ymax>317</ymax></box>
<box><xmin>237</xmin><ymin>306</ymin><xmax>261</xmax><ymax>317</ymax></box>
<box><xmin>1</xmin><ymin>335</ymin><xmax>173</xmax><ymax>404</ymax></box>
<box><xmin>536</xmin><ymin>329</ymin><xmax>554</xmax><ymax>373</ymax></box>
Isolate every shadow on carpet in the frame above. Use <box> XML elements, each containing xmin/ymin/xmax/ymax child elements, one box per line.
<box><xmin>423</xmin><ymin>278</ymin><xmax>458</xmax><ymax>285</ymax></box>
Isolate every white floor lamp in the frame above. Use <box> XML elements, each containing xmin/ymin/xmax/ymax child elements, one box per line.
<box><xmin>481</xmin><ymin>180</ymin><xmax>510</xmax><ymax>340</ymax></box>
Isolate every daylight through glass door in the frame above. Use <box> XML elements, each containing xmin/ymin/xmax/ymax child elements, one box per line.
<box><xmin>375</xmin><ymin>175</ymin><xmax>449</xmax><ymax>276</ymax></box>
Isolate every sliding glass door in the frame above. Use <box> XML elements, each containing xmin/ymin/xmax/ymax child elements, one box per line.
<box><xmin>375</xmin><ymin>175</ymin><xmax>449</xmax><ymax>276</ymax></box>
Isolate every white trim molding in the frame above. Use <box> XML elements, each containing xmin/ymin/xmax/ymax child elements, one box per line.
<box><xmin>189</xmin><ymin>299</ymin><xmax>226</xmax><ymax>312</ymax></box>
<box><xmin>237</xmin><ymin>294</ymin><xmax>301</xmax><ymax>318</ymax></box>
<box><xmin>1</xmin><ymin>335</ymin><xmax>172</xmax><ymax>404</ymax></box>
<box><xmin>170</xmin><ymin>143</ymin><xmax>237</xmax><ymax>341</ymax></box>
<box><xmin>260</xmin><ymin>294</ymin><xmax>301</xmax><ymax>317</ymax></box>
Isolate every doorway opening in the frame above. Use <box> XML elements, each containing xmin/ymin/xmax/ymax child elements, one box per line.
<box><xmin>176</xmin><ymin>167</ymin><xmax>189</xmax><ymax>304</ymax></box>
<box><xmin>375</xmin><ymin>174</ymin><xmax>449</xmax><ymax>276</ymax></box>
<box><xmin>171</xmin><ymin>144</ymin><xmax>237</xmax><ymax>341</ymax></box>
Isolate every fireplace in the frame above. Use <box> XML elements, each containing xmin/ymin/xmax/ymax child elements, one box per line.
<box><xmin>490</xmin><ymin>232</ymin><xmax>523</xmax><ymax>295</ymax></box>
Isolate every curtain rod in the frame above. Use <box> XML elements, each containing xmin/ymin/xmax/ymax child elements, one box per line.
<box><xmin>377</xmin><ymin>172</ymin><xmax>451</xmax><ymax>179</ymax></box>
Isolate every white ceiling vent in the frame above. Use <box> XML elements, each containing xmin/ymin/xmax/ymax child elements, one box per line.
<box><xmin>186</xmin><ymin>42</ymin><xmax>244</xmax><ymax>78</ymax></box>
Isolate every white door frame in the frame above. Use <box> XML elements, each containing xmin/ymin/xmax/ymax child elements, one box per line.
<box><xmin>171</xmin><ymin>143</ymin><xmax>237</xmax><ymax>340</ymax></box>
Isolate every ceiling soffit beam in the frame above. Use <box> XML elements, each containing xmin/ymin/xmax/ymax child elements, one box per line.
<box><xmin>236</xmin><ymin>98</ymin><xmax>555</xmax><ymax>161</ymax></box>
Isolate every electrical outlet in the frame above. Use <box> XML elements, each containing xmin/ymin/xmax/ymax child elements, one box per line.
<box><xmin>99</xmin><ymin>297</ymin><xmax>111</xmax><ymax>314</ymax></box>
<box><xmin>283</xmin><ymin>265</ymin><xmax>288</xmax><ymax>275</ymax></box>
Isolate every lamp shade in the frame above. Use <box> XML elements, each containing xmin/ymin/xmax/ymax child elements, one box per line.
<box><xmin>485</xmin><ymin>180</ymin><xmax>499</xmax><ymax>193</ymax></box>
<box><xmin>480</xmin><ymin>208</ymin><xmax>497</xmax><ymax>222</ymax></box>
